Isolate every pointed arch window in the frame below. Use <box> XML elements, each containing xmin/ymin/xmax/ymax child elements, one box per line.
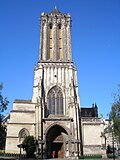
<box><xmin>18</xmin><ymin>128</ymin><xmax>29</xmax><ymax>143</ymax></box>
<box><xmin>47</xmin><ymin>86</ymin><xmax>63</xmax><ymax>115</ymax></box>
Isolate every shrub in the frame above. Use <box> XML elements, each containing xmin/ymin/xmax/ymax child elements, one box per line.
<box><xmin>107</xmin><ymin>153</ymin><xmax>117</xmax><ymax>159</ymax></box>
<box><xmin>22</xmin><ymin>135</ymin><xmax>36</xmax><ymax>158</ymax></box>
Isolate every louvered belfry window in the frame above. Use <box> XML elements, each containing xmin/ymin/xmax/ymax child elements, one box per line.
<box><xmin>49</xmin><ymin>24</ymin><xmax>53</xmax><ymax>59</ymax></box>
<box><xmin>58</xmin><ymin>24</ymin><xmax>62</xmax><ymax>59</ymax></box>
<box><xmin>47</xmin><ymin>86</ymin><xmax>63</xmax><ymax>115</ymax></box>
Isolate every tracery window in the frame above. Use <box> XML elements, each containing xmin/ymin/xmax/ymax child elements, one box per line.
<box><xmin>18</xmin><ymin>128</ymin><xmax>29</xmax><ymax>143</ymax></box>
<box><xmin>47</xmin><ymin>86</ymin><xmax>63</xmax><ymax>115</ymax></box>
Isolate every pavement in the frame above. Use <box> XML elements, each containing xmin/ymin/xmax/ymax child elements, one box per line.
<box><xmin>0</xmin><ymin>158</ymin><xmax>113</xmax><ymax>160</ymax></box>
<box><xmin>0</xmin><ymin>158</ymin><xmax>114</xmax><ymax>160</ymax></box>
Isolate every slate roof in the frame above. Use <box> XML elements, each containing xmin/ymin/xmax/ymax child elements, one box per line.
<box><xmin>81</xmin><ymin>104</ymin><xmax>98</xmax><ymax>118</ymax></box>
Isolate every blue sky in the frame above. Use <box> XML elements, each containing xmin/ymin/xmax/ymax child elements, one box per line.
<box><xmin>0</xmin><ymin>0</ymin><xmax>120</xmax><ymax>118</ymax></box>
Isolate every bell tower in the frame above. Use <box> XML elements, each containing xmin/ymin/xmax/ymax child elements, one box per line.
<box><xmin>39</xmin><ymin>8</ymin><xmax>72</xmax><ymax>62</ymax></box>
<box><xmin>32</xmin><ymin>8</ymin><xmax>81</xmax><ymax>158</ymax></box>
<box><xmin>5</xmin><ymin>8</ymin><xmax>106</xmax><ymax>158</ymax></box>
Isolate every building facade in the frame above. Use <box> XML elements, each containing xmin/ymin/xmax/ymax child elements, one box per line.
<box><xmin>5</xmin><ymin>9</ymin><xmax>106</xmax><ymax>158</ymax></box>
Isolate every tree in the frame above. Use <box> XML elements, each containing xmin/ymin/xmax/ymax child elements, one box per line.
<box><xmin>110</xmin><ymin>85</ymin><xmax>120</xmax><ymax>143</ymax></box>
<box><xmin>22</xmin><ymin>136</ymin><xmax>36</xmax><ymax>158</ymax></box>
<box><xmin>0</xmin><ymin>83</ymin><xmax>9</xmax><ymax>150</ymax></box>
<box><xmin>110</xmin><ymin>102</ymin><xmax>120</xmax><ymax>143</ymax></box>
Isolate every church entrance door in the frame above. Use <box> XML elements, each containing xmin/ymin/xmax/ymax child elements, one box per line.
<box><xmin>46</xmin><ymin>125</ymin><xmax>68</xmax><ymax>158</ymax></box>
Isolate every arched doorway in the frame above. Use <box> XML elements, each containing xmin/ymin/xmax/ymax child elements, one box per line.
<box><xmin>46</xmin><ymin>125</ymin><xmax>68</xmax><ymax>158</ymax></box>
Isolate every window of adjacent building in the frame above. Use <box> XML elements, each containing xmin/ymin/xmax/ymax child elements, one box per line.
<box><xmin>18</xmin><ymin>128</ymin><xmax>29</xmax><ymax>143</ymax></box>
<box><xmin>49</xmin><ymin>24</ymin><xmax>53</xmax><ymax>59</ymax></box>
<box><xmin>47</xmin><ymin>86</ymin><xmax>63</xmax><ymax>115</ymax></box>
<box><xmin>58</xmin><ymin>24</ymin><xmax>62</xmax><ymax>59</ymax></box>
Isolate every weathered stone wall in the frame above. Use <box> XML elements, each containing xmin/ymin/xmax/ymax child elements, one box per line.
<box><xmin>5</xmin><ymin>101</ymin><xmax>35</xmax><ymax>153</ymax></box>
<box><xmin>81</xmin><ymin>117</ymin><xmax>105</xmax><ymax>155</ymax></box>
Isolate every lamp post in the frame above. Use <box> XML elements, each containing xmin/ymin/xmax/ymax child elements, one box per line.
<box><xmin>17</xmin><ymin>144</ymin><xmax>23</xmax><ymax>159</ymax></box>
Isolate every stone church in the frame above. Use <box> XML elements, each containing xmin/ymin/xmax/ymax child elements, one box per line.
<box><xmin>5</xmin><ymin>8</ymin><xmax>106</xmax><ymax>158</ymax></box>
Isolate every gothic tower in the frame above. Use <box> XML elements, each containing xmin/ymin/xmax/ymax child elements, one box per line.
<box><xmin>5</xmin><ymin>8</ymin><xmax>81</xmax><ymax>158</ymax></box>
<box><xmin>32</xmin><ymin>8</ymin><xmax>81</xmax><ymax>158</ymax></box>
<box><xmin>5</xmin><ymin>8</ymin><xmax>106</xmax><ymax>158</ymax></box>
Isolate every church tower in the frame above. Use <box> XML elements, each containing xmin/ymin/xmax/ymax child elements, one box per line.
<box><xmin>5</xmin><ymin>8</ymin><xmax>82</xmax><ymax>158</ymax></box>
<box><xmin>5</xmin><ymin>8</ymin><xmax>106</xmax><ymax>158</ymax></box>
<box><xmin>32</xmin><ymin>8</ymin><xmax>81</xmax><ymax>158</ymax></box>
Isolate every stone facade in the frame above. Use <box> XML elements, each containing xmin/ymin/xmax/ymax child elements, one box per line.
<box><xmin>5</xmin><ymin>8</ymin><xmax>106</xmax><ymax>158</ymax></box>
<box><xmin>81</xmin><ymin>117</ymin><xmax>105</xmax><ymax>155</ymax></box>
<box><xmin>5</xmin><ymin>100</ymin><xmax>35</xmax><ymax>153</ymax></box>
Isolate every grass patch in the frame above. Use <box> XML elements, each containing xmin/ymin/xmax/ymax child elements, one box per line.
<box><xmin>79</xmin><ymin>154</ymin><xmax>102</xmax><ymax>159</ymax></box>
<box><xmin>0</xmin><ymin>152</ymin><xmax>25</xmax><ymax>158</ymax></box>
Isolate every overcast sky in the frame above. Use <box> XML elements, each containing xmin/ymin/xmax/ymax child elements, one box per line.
<box><xmin>0</xmin><ymin>0</ymin><xmax>120</xmax><ymax>118</ymax></box>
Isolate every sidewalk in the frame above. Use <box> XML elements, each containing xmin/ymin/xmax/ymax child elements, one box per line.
<box><xmin>0</xmin><ymin>157</ymin><xmax>120</xmax><ymax>160</ymax></box>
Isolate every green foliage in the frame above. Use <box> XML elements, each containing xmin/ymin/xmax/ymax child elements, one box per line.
<box><xmin>107</xmin><ymin>153</ymin><xmax>117</xmax><ymax>159</ymax></box>
<box><xmin>79</xmin><ymin>154</ymin><xmax>102</xmax><ymax>159</ymax></box>
<box><xmin>0</xmin><ymin>151</ymin><xmax>25</xmax><ymax>158</ymax></box>
<box><xmin>0</xmin><ymin>83</ymin><xmax>9</xmax><ymax>150</ymax></box>
<box><xmin>22</xmin><ymin>135</ymin><xmax>36</xmax><ymax>158</ymax></box>
<box><xmin>0</xmin><ymin>83</ymin><xmax>9</xmax><ymax>113</ymax></box>
<box><xmin>110</xmin><ymin>85</ymin><xmax>120</xmax><ymax>143</ymax></box>
<box><xmin>0</xmin><ymin>118</ymin><xmax>6</xmax><ymax>150</ymax></box>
